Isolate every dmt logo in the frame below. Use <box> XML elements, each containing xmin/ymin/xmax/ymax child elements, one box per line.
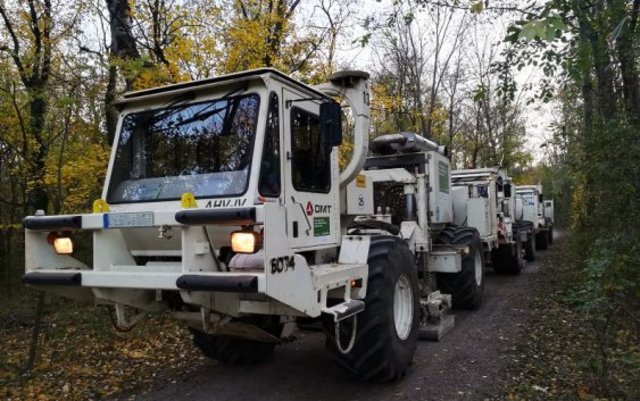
<box><xmin>305</xmin><ymin>201</ymin><xmax>332</xmax><ymax>216</ymax></box>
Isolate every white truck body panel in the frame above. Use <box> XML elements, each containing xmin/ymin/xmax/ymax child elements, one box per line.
<box><xmin>467</xmin><ymin>198</ymin><xmax>492</xmax><ymax>238</ymax></box>
<box><xmin>544</xmin><ymin>200</ymin><xmax>555</xmax><ymax>224</ymax></box>
<box><xmin>428</xmin><ymin>151</ymin><xmax>454</xmax><ymax>224</ymax></box>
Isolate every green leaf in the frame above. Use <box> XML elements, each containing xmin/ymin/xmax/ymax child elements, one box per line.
<box><xmin>519</xmin><ymin>21</ymin><xmax>542</xmax><ymax>40</ymax></box>
<box><xmin>470</xmin><ymin>1</ymin><xmax>483</xmax><ymax>14</ymax></box>
<box><xmin>518</xmin><ymin>16</ymin><xmax>567</xmax><ymax>42</ymax></box>
<box><xmin>547</xmin><ymin>16</ymin><xmax>567</xmax><ymax>31</ymax></box>
<box><xmin>472</xmin><ymin>85</ymin><xmax>486</xmax><ymax>102</ymax></box>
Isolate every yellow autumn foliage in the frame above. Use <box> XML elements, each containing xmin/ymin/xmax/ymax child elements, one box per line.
<box><xmin>43</xmin><ymin>140</ymin><xmax>110</xmax><ymax>214</ymax></box>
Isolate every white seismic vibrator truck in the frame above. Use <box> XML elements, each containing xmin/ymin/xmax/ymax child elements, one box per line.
<box><xmin>22</xmin><ymin>69</ymin><xmax>485</xmax><ymax>381</ymax></box>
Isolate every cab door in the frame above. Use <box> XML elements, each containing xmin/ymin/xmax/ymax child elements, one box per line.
<box><xmin>282</xmin><ymin>88</ymin><xmax>340</xmax><ymax>250</ymax></box>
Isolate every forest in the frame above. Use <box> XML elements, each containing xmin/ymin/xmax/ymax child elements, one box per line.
<box><xmin>0</xmin><ymin>0</ymin><xmax>639</xmax><ymax>399</ymax></box>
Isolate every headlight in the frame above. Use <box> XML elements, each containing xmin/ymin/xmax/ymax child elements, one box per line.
<box><xmin>230</xmin><ymin>231</ymin><xmax>262</xmax><ymax>253</ymax></box>
<box><xmin>48</xmin><ymin>232</ymin><xmax>74</xmax><ymax>255</ymax></box>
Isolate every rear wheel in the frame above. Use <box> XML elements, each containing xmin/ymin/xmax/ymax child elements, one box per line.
<box><xmin>190</xmin><ymin>317</ymin><xmax>282</xmax><ymax>365</ymax></box>
<box><xmin>536</xmin><ymin>230</ymin><xmax>549</xmax><ymax>250</ymax></box>
<box><xmin>547</xmin><ymin>220</ymin><xmax>554</xmax><ymax>245</ymax></box>
<box><xmin>435</xmin><ymin>226</ymin><xmax>484</xmax><ymax>310</ymax></box>
<box><xmin>521</xmin><ymin>221</ymin><xmax>536</xmax><ymax>262</ymax></box>
<box><xmin>492</xmin><ymin>236</ymin><xmax>523</xmax><ymax>275</ymax></box>
<box><xmin>324</xmin><ymin>235</ymin><xmax>419</xmax><ymax>382</ymax></box>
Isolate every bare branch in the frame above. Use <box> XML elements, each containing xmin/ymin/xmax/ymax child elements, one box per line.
<box><xmin>0</xmin><ymin>5</ymin><xmax>26</xmax><ymax>77</ymax></box>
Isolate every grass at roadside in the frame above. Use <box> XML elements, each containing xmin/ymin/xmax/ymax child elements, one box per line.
<box><xmin>0</xmin><ymin>291</ymin><xmax>204</xmax><ymax>401</ymax></box>
<box><xmin>494</xmin><ymin>233</ymin><xmax>640</xmax><ymax>400</ymax></box>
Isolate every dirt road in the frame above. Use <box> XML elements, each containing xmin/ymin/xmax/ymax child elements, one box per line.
<box><xmin>119</xmin><ymin>236</ymin><xmax>558</xmax><ymax>401</ymax></box>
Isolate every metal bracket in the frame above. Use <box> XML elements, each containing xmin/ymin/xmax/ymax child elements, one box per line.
<box><xmin>200</xmin><ymin>308</ymin><xmax>232</xmax><ymax>334</ymax></box>
<box><xmin>114</xmin><ymin>303</ymin><xmax>147</xmax><ymax>330</ymax></box>
<box><xmin>418</xmin><ymin>291</ymin><xmax>455</xmax><ymax>341</ymax></box>
<box><xmin>291</xmin><ymin>196</ymin><xmax>312</xmax><ymax>235</ymax></box>
<box><xmin>285</xmin><ymin>97</ymin><xmax>322</xmax><ymax>108</ymax></box>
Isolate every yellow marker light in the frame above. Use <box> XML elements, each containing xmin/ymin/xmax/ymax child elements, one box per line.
<box><xmin>231</xmin><ymin>231</ymin><xmax>261</xmax><ymax>253</ymax></box>
<box><xmin>53</xmin><ymin>237</ymin><xmax>74</xmax><ymax>255</ymax></box>
<box><xmin>92</xmin><ymin>199</ymin><xmax>110</xmax><ymax>213</ymax></box>
<box><xmin>181</xmin><ymin>192</ymin><xmax>198</xmax><ymax>209</ymax></box>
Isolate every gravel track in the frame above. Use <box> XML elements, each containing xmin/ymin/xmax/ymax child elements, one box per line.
<box><xmin>118</xmin><ymin>234</ymin><xmax>560</xmax><ymax>401</ymax></box>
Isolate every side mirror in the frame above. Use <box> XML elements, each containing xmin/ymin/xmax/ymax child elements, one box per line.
<box><xmin>538</xmin><ymin>193</ymin><xmax>543</xmax><ymax>203</ymax></box>
<box><xmin>320</xmin><ymin>101</ymin><xmax>342</xmax><ymax>147</ymax></box>
<box><xmin>504</xmin><ymin>183</ymin><xmax>512</xmax><ymax>198</ymax></box>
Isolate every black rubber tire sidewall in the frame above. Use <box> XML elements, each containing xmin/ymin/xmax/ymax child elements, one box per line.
<box><xmin>536</xmin><ymin>230</ymin><xmax>549</xmax><ymax>250</ymax></box>
<box><xmin>323</xmin><ymin>235</ymin><xmax>420</xmax><ymax>382</ymax></box>
<box><xmin>521</xmin><ymin>221</ymin><xmax>536</xmax><ymax>262</ymax></box>
<box><xmin>189</xmin><ymin>317</ymin><xmax>282</xmax><ymax>365</ymax></box>
<box><xmin>435</xmin><ymin>226</ymin><xmax>485</xmax><ymax>310</ymax></box>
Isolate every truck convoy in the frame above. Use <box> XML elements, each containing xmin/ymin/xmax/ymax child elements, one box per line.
<box><xmin>21</xmin><ymin>68</ymin><xmax>552</xmax><ymax>382</ymax></box>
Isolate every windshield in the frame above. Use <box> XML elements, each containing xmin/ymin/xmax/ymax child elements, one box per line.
<box><xmin>107</xmin><ymin>94</ymin><xmax>260</xmax><ymax>203</ymax></box>
<box><xmin>519</xmin><ymin>193</ymin><xmax>536</xmax><ymax>206</ymax></box>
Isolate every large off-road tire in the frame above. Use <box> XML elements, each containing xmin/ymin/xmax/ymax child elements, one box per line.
<box><xmin>323</xmin><ymin>235</ymin><xmax>419</xmax><ymax>382</ymax></box>
<box><xmin>546</xmin><ymin>219</ymin><xmax>554</xmax><ymax>245</ymax></box>
<box><xmin>435</xmin><ymin>226</ymin><xmax>484</xmax><ymax>310</ymax></box>
<box><xmin>190</xmin><ymin>317</ymin><xmax>282</xmax><ymax>365</ymax></box>
<box><xmin>536</xmin><ymin>229</ymin><xmax>549</xmax><ymax>250</ymax></box>
<box><xmin>492</xmin><ymin>232</ymin><xmax>524</xmax><ymax>276</ymax></box>
<box><xmin>521</xmin><ymin>221</ymin><xmax>536</xmax><ymax>262</ymax></box>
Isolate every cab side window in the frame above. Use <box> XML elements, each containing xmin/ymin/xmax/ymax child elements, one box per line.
<box><xmin>290</xmin><ymin>107</ymin><xmax>330</xmax><ymax>193</ymax></box>
<box><xmin>258</xmin><ymin>93</ymin><xmax>281</xmax><ymax>197</ymax></box>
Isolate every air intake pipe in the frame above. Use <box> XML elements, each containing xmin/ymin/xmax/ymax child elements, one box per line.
<box><xmin>314</xmin><ymin>70</ymin><xmax>370</xmax><ymax>189</ymax></box>
<box><xmin>371</xmin><ymin>132</ymin><xmax>448</xmax><ymax>156</ymax></box>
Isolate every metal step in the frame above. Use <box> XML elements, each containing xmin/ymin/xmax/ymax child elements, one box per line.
<box><xmin>419</xmin><ymin>314</ymin><xmax>455</xmax><ymax>341</ymax></box>
<box><xmin>322</xmin><ymin>299</ymin><xmax>365</xmax><ymax>322</ymax></box>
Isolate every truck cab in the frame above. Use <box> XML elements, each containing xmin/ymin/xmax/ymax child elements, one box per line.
<box><xmin>24</xmin><ymin>69</ymin><xmax>369</xmax><ymax>341</ymax></box>
<box><xmin>515</xmin><ymin>184</ymin><xmax>551</xmax><ymax>251</ymax></box>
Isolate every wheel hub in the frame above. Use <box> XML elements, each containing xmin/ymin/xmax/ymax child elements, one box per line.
<box><xmin>393</xmin><ymin>274</ymin><xmax>414</xmax><ymax>340</ymax></box>
<box><xmin>474</xmin><ymin>251</ymin><xmax>482</xmax><ymax>286</ymax></box>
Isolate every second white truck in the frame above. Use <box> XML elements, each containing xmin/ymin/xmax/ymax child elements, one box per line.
<box><xmin>451</xmin><ymin>168</ymin><xmax>526</xmax><ymax>275</ymax></box>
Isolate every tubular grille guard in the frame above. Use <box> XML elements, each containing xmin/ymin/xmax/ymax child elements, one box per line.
<box><xmin>176</xmin><ymin>275</ymin><xmax>258</xmax><ymax>292</ymax></box>
<box><xmin>23</xmin><ymin>215</ymin><xmax>82</xmax><ymax>231</ymax></box>
<box><xmin>175</xmin><ymin>207</ymin><xmax>256</xmax><ymax>226</ymax></box>
<box><xmin>22</xmin><ymin>272</ymin><xmax>82</xmax><ymax>286</ymax></box>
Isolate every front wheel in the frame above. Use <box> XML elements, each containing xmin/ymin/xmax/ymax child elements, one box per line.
<box><xmin>190</xmin><ymin>317</ymin><xmax>282</xmax><ymax>365</ymax></box>
<box><xmin>324</xmin><ymin>235</ymin><xmax>419</xmax><ymax>382</ymax></box>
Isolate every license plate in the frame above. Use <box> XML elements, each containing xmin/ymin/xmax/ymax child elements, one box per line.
<box><xmin>104</xmin><ymin>212</ymin><xmax>154</xmax><ymax>228</ymax></box>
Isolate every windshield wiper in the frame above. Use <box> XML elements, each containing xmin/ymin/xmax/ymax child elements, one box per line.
<box><xmin>142</xmin><ymin>85</ymin><xmax>248</xmax><ymax>130</ymax></box>
<box><xmin>172</xmin><ymin>85</ymin><xmax>249</xmax><ymax>128</ymax></box>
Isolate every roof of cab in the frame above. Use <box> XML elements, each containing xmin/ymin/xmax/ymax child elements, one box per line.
<box><xmin>116</xmin><ymin>68</ymin><xmax>329</xmax><ymax>106</ymax></box>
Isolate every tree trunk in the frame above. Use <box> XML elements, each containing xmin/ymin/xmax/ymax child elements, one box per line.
<box><xmin>614</xmin><ymin>0</ymin><xmax>640</xmax><ymax>125</ymax></box>
<box><xmin>105</xmin><ymin>0</ymin><xmax>141</xmax><ymax>73</ymax></box>
<box><xmin>29</xmin><ymin>89</ymin><xmax>49</xmax><ymax>213</ymax></box>
<box><xmin>105</xmin><ymin>65</ymin><xmax>119</xmax><ymax>145</ymax></box>
<box><xmin>104</xmin><ymin>0</ymin><xmax>142</xmax><ymax>141</ymax></box>
<box><xmin>24</xmin><ymin>291</ymin><xmax>45</xmax><ymax>372</ymax></box>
